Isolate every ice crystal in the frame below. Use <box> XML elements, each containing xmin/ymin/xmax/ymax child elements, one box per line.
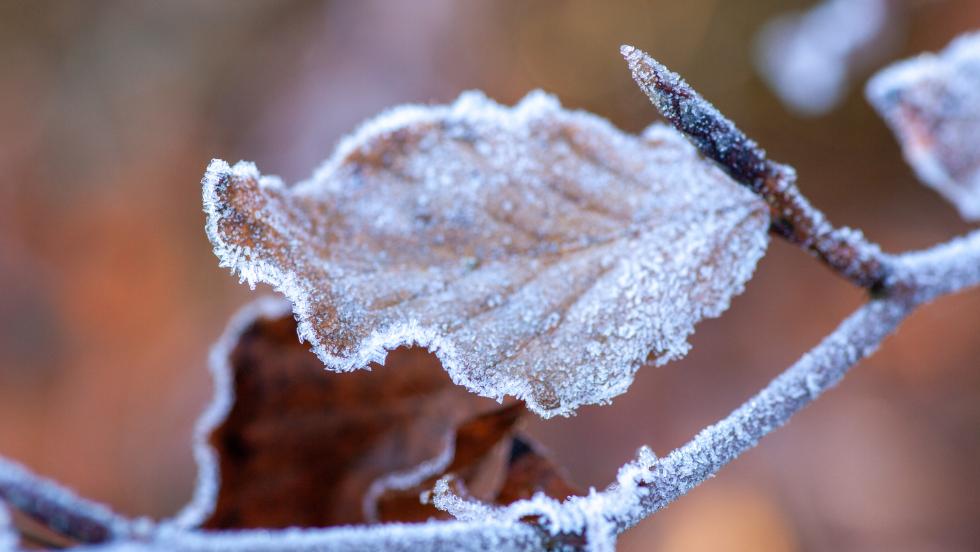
<box><xmin>756</xmin><ymin>0</ymin><xmax>891</xmax><ymax>115</ymax></box>
<box><xmin>867</xmin><ymin>31</ymin><xmax>980</xmax><ymax>221</ymax></box>
<box><xmin>203</xmin><ymin>90</ymin><xmax>769</xmax><ymax>417</ymax></box>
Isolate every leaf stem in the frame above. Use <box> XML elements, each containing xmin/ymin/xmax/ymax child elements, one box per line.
<box><xmin>621</xmin><ymin>45</ymin><xmax>890</xmax><ymax>290</ymax></box>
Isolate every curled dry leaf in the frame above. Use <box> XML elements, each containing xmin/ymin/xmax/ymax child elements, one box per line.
<box><xmin>203</xmin><ymin>91</ymin><xmax>770</xmax><ymax>417</ymax></box>
<box><xmin>867</xmin><ymin>32</ymin><xmax>980</xmax><ymax>221</ymax></box>
<box><xmin>184</xmin><ymin>298</ymin><xmax>564</xmax><ymax>531</ymax></box>
<box><xmin>191</xmin><ymin>299</ymin><xmax>502</xmax><ymax>529</ymax></box>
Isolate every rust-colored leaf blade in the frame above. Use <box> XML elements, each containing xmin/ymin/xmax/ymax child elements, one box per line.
<box><xmin>203</xmin><ymin>91</ymin><xmax>769</xmax><ymax>417</ymax></box>
<box><xmin>184</xmin><ymin>299</ymin><xmax>505</xmax><ymax>530</ymax></box>
<box><xmin>495</xmin><ymin>436</ymin><xmax>581</xmax><ymax>505</ymax></box>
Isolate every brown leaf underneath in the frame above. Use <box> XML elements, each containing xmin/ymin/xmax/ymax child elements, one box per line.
<box><xmin>201</xmin><ymin>301</ymin><xmax>507</xmax><ymax>529</ymax></box>
<box><xmin>495</xmin><ymin>436</ymin><xmax>580</xmax><ymax>505</ymax></box>
<box><xmin>372</xmin><ymin>404</ymin><xmax>525</xmax><ymax>523</ymax></box>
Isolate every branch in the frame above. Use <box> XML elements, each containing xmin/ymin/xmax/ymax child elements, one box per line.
<box><xmin>892</xmin><ymin>229</ymin><xmax>980</xmax><ymax>303</ymax></box>
<box><xmin>102</xmin><ymin>520</ymin><xmax>548</xmax><ymax>552</ymax></box>
<box><xmin>621</xmin><ymin>45</ymin><xmax>890</xmax><ymax>291</ymax></box>
<box><xmin>600</xmin><ymin>227</ymin><xmax>980</xmax><ymax>533</ymax></box>
<box><xmin>0</xmin><ymin>457</ymin><xmax>133</xmax><ymax>545</ymax></box>
<box><xmin>611</xmin><ymin>298</ymin><xmax>910</xmax><ymax>530</ymax></box>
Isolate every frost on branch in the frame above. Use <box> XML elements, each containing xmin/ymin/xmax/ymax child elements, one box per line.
<box><xmin>755</xmin><ymin>0</ymin><xmax>893</xmax><ymax>115</ymax></box>
<box><xmin>0</xmin><ymin>455</ymin><xmax>132</xmax><ymax>547</ymax></box>
<box><xmin>867</xmin><ymin>31</ymin><xmax>980</xmax><ymax>221</ymax></box>
<box><xmin>203</xmin><ymin>91</ymin><xmax>770</xmax><ymax>417</ymax></box>
<box><xmin>0</xmin><ymin>500</ymin><xmax>16</xmax><ymax>551</ymax></box>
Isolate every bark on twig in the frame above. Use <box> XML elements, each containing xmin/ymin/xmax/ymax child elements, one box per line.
<box><xmin>0</xmin><ymin>457</ymin><xmax>132</xmax><ymax>545</ymax></box>
<box><xmin>622</xmin><ymin>45</ymin><xmax>891</xmax><ymax>291</ymax></box>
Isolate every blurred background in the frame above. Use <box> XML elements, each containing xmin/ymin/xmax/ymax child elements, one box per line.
<box><xmin>1</xmin><ymin>1</ymin><xmax>978</xmax><ymax>550</ymax></box>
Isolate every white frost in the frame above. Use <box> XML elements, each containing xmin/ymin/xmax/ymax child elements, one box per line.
<box><xmin>755</xmin><ymin>0</ymin><xmax>891</xmax><ymax>115</ymax></box>
<box><xmin>203</xmin><ymin>90</ymin><xmax>770</xmax><ymax>417</ymax></box>
<box><xmin>430</xmin><ymin>445</ymin><xmax>659</xmax><ymax>552</ymax></box>
<box><xmin>362</xmin><ymin>437</ymin><xmax>456</xmax><ymax>523</ymax></box>
<box><xmin>0</xmin><ymin>500</ymin><xmax>16</xmax><ymax>552</ymax></box>
<box><xmin>84</xmin><ymin>519</ymin><xmax>545</xmax><ymax>552</ymax></box>
<box><xmin>867</xmin><ymin>31</ymin><xmax>980</xmax><ymax>221</ymax></box>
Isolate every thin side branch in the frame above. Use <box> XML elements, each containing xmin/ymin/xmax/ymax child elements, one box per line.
<box><xmin>0</xmin><ymin>457</ymin><xmax>133</xmax><ymax>545</ymax></box>
<box><xmin>622</xmin><ymin>45</ymin><xmax>890</xmax><ymax>291</ymax></box>
<box><xmin>602</xmin><ymin>227</ymin><xmax>980</xmax><ymax>533</ymax></box>
<box><xmin>612</xmin><ymin>298</ymin><xmax>910</xmax><ymax>531</ymax></box>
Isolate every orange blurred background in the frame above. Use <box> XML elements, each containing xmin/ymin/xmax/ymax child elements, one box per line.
<box><xmin>1</xmin><ymin>1</ymin><xmax>979</xmax><ymax>550</ymax></box>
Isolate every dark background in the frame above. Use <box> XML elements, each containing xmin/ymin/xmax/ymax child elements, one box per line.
<box><xmin>1</xmin><ymin>1</ymin><xmax>978</xmax><ymax>550</ymax></box>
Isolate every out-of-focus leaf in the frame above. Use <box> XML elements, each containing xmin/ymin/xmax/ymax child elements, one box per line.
<box><xmin>203</xmin><ymin>91</ymin><xmax>770</xmax><ymax>417</ymax></box>
<box><xmin>755</xmin><ymin>0</ymin><xmax>895</xmax><ymax>116</ymax></box>
<box><xmin>190</xmin><ymin>299</ymin><xmax>510</xmax><ymax>530</ymax></box>
<box><xmin>867</xmin><ymin>31</ymin><xmax>980</xmax><ymax>221</ymax></box>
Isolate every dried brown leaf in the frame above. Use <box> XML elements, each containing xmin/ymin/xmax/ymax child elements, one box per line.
<box><xmin>188</xmin><ymin>299</ymin><xmax>509</xmax><ymax>530</ymax></box>
<box><xmin>494</xmin><ymin>436</ymin><xmax>580</xmax><ymax>505</ymax></box>
<box><xmin>203</xmin><ymin>91</ymin><xmax>769</xmax><ymax>417</ymax></box>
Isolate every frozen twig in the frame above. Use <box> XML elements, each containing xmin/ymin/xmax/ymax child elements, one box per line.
<box><xmin>0</xmin><ymin>457</ymin><xmax>135</xmax><ymax>546</ymax></box>
<box><xmin>600</xmin><ymin>227</ymin><xmax>980</xmax><ymax>532</ymax></box>
<box><xmin>0</xmin><ymin>500</ymin><xmax>17</xmax><ymax>551</ymax></box>
<box><xmin>622</xmin><ymin>45</ymin><xmax>890</xmax><ymax>290</ymax></box>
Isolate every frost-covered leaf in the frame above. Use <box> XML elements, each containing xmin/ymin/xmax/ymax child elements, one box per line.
<box><xmin>179</xmin><ymin>298</ymin><xmax>512</xmax><ymax>530</ymax></box>
<box><xmin>867</xmin><ymin>32</ymin><xmax>980</xmax><ymax>221</ymax></box>
<box><xmin>755</xmin><ymin>0</ymin><xmax>894</xmax><ymax>115</ymax></box>
<box><xmin>203</xmin><ymin>91</ymin><xmax>770</xmax><ymax>417</ymax></box>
